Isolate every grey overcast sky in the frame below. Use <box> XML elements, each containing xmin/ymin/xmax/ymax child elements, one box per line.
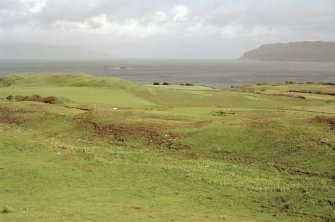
<box><xmin>1</xmin><ymin>0</ymin><xmax>335</xmax><ymax>58</ymax></box>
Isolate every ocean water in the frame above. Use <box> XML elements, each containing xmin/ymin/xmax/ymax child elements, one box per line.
<box><xmin>0</xmin><ymin>59</ymin><xmax>334</xmax><ymax>87</ymax></box>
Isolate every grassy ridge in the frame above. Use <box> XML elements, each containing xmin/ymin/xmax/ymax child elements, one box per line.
<box><xmin>0</xmin><ymin>73</ymin><xmax>334</xmax><ymax>221</ymax></box>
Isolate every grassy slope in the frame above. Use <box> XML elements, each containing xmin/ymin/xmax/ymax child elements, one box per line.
<box><xmin>0</xmin><ymin>73</ymin><xmax>334</xmax><ymax>222</ymax></box>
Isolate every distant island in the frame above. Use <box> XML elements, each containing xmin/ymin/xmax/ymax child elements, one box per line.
<box><xmin>240</xmin><ymin>41</ymin><xmax>335</xmax><ymax>62</ymax></box>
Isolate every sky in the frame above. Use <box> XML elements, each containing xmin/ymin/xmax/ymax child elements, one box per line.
<box><xmin>1</xmin><ymin>0</ymin><xmax>335</xmax><ymax>59</ymax></box>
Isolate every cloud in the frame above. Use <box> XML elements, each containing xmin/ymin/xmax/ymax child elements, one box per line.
<box><xmin>0</xmin><ymin>0</ymin><xmax>335</xmax><ymax>58</ymax></box>
<box><xmin>20</xmin><ymin>0</ymin><xmax>47</xmax><ymax>13</ymax></box>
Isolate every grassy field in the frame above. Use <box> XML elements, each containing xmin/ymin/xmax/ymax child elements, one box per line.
<box><xmin>0</xmin><ymin>73</ymin><xmax>334</xmax><ymax>222</ymax></box>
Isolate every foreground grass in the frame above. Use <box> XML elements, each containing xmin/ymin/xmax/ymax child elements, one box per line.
<box><xmin>0</xmin><ymin>73</ymin><xmax>334</xmax><ymax>221</ymax></box>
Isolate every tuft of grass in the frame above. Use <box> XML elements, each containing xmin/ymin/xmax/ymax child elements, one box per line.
<box><xmin>1</xmin><ymin>206</ymin><xmax>11</xmax><ymax>214</ymax></box>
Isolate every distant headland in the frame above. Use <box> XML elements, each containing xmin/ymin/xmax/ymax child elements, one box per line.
<box><xmin>240</xmin><ymin>41</ymin><xmax>335</xmax><ymax>62</ymax></box>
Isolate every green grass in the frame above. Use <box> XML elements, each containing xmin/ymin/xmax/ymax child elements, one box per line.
<box><xmin>0</xmin><ymin>73</ymin><xmax>334</xmax><ymax>221</ymax></box>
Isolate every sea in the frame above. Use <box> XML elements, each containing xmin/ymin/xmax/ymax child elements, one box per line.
<box><xmin>0</xmin><ymin>59</ymin><xmax>334</xmax><ymax>88</ymax></box>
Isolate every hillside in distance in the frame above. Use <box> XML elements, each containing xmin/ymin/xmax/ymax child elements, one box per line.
<box><xmin>240</xmin><ymin>41</ymin><xmax>335</xmax><ymax>62</ymax></box>
<box><xmin>0</xmin><ymin>43</ymin><xmax>111</xmax><ymax>59</ymax></box>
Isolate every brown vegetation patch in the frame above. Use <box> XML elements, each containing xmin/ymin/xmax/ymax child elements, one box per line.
<box><xmin>0</xmin><ymin>107</ymin><xmax>25</xmax><ymax>125</ymax></box>
<box><xmin>180</xmin><ymin>83</ymin><xmax>194</xmax><ymax>86</ymax></box>
<box><xmin>0</xmin><ymin>106</ymin><xmax>67</xmax><ymax>125</ymax></box>
<box><xmin>6</xmin><ymin>95</ymin><xmax>58</xmax><ymax>104</ymax></box>
<box><xmin>314</xmin><ymin>116</ymin><xmax>335</xmax><ymax>130</ymax></box>
<box><xmin>76</xmin><ymin>114</ymin><xmax>190</xmax><ymax>151</ymax></box>
<box><xmin>285</xmin><ymin>81</ymin><xmax>296</xmax><ymax>84</ymax></box>
<box><xmin>295</xmin><ymin>95</ymin><xmax>306</xmax><ymax>99</ymax></box>
<box><xmin>289</xmin><ymin>90</ymin><xmax>335</xmax><ymax>96</ymax></box>
<box><xmin>307</xmin><ymin>81</ymin><xmax>335</xmax><ymax>86</ymax></box>
<box><xmin>214</xmin><ymin>111</ymin><xmax>236</xmax><ymax>116</ymax></box>
<box><xmin>256</xmin><ymin>82</ymin><xmax>271</xmax><ymax>86</ymax></box>
<box><xmin>323</xmin><ymin>82</ymin><xmax>335</xmax><ymax>86</ymax></box>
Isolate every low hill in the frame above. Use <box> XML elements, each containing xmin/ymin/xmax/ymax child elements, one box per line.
<box><xmin>0</xmin><ymin>73</ymin><xmax>135</xmax><ymax>89</ymax></box>
<box><xmin>240</xmin><ymin>41</ymin><xmax>335</xmax><ymax>62</ymax></box>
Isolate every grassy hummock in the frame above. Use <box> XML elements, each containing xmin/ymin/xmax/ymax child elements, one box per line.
<box><xmin>0</xmin><ymin>73</ymin><xmax>334</xmax><ymax>222</ymax></box>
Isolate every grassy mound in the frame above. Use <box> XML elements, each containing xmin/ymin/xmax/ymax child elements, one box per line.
<box><xmin>0</xmin><ymin>72</ymin><xmax>135</xmax><ymax>89</ymax></box>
